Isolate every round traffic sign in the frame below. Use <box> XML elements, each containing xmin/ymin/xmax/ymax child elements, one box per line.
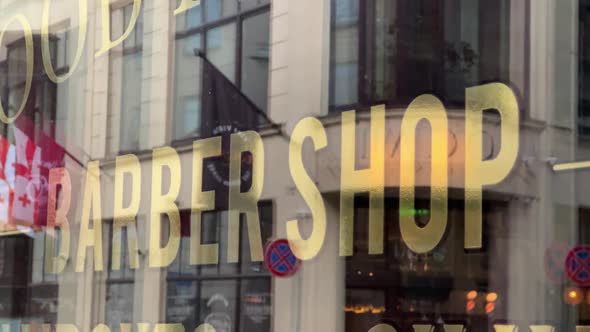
<box><xmin>565</xmin><ymin>246</ymin><xmax>590</xmax><ymax>286</ymax></box>
<box><xmin>264</xmin><ymin>239</ymin><xmax>301</xmax><ymax>278</ymax></box>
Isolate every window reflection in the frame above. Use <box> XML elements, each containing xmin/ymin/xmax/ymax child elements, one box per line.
<box><xmin>206</xmin><ymin>24</ymin><xmax>237</xmax><ymax>83</ymax></box>
<box><xmin>165</xmin><ymin>203</ymin><xmax>273</xmax><ymax>332</ymax></box>
<box><xmin>206</xmin><ymin>0</ymin><xmax>238</xmax><ymax>22</ymax></box>
<box><xmin>172</xmin><ymin>1</ymin><xmax>269</xmax><ymax>142</ymax></box>
<box><xmin>241</xmin><ymin>12</ymin><xmax>270</xmax><ymax>112</ymax></box>
<box><xmin>330</xmin><ymin>0</ymin><xmax>510</xmax><ymax>110</ymax></box>
<box><xmin>108</xmin><ymin>2</ymin><xmax>144</xmax><ymax>154</ymax></box>
<box><xmin>174</xmin><ymin>34</ymin><xmax>203</xmax><ymax>140</ymax></box>
<box><xmin>105</xmin><ymin>223</ymin><xmax>135</xmax><ymax>328</ymax></box>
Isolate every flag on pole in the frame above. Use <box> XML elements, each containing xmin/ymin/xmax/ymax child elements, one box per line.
<box><xmin>0</xmin><ymin>135</ymin><xmax>15</xmax><ymax>227</ymax></box>
<box><xmin>36</xmin><ymin>127</ymin><xmax>66</xmax><ymax>227</ymax></box>
<box><xmin>198</xmin><ymin>53</ymin><xmax>268</xmax><ymax>210</ymax></box>
<box><xmin>11</xmin><ymin>117</ymin><xmax>66</xmax><ymax>228</ymax></box>
<box><xmin>12</xmin><ymin>124</ymin><xmax>42</xmax><ymax>227</ymax></box>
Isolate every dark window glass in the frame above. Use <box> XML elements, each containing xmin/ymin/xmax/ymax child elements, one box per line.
<box><xmin>172</xmin><ymin>3</ymin><xmax>270</xmax><ymax>142</ymax></box>
<box><xmin>165</xmin><ymin>203</ymin><xmax>273</xmax><ymax>332</ymax></box>
<box><xmin>330</xmin><ymin>0</ymin><xmax>510</xmax><ymax>110</ymax></box>
<box><xmin>580</xmin><ymin>0</ymin><xmax>590</xmax><ymax>138</ymax></box>
<box><xmin>241</xmin><ymin>12</ymin><xmax>270</xmax><ymax>112</ymax></box>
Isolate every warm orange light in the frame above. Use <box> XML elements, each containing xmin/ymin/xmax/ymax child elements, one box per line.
<box><xmin>564</xmin><ymin>287</ymin><xmax>583</xmax><ymax>305</ymax></box>
<box><xmin>466</xmin><ymin>300</ymin><xmax>476</xmax><ymax>312</ymax></box>
<box><xmin>486</xmin><ymin>292</ymin><xmax>498</xmax><ymax>302</ymax></box>
<box><xmin>466</xmin><ymin>290</ymin><xmax>478</xmax><ymax>300</ymax></box>
<box><xmin>485</xmin><ymin>302</ymin><xmax>495</xmax><ymax>314</ymax></box>
<box><xmin>344</xmin><ymin>305</ymin><xmax>386</xmax><ymax>315</ymax></box>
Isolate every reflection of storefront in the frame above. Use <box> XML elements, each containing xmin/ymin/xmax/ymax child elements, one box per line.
<box><xmin>0</xmin><ymin>0</ymin><xmax>588</xmax><ymax>331</ymax></box>
<box><xmin>0</xmin><ymin>234</ymin><xmax>63</xmax><ymax>324</ymax></box>
<box><xmin>0</xmin><ymin>236</ymin><xmax>31</xmax><ymax>320</ymax></box>
<box><xmin>344</xmin><ymin>197</ymin><xmax>509</xmax><ymax>332</ymax></box>
<box><xmin>165</xmin><ymin>205</ymin><xmax>273</xmax><ymax>332</ymax></box>
<box><xmin>104</xmin><ymin>223</ymin><xmax>136</xmax><ymax>328</ymax></box>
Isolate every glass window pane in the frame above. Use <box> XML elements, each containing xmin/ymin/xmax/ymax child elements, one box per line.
<box><xmin>166</xmin><ymin>281</ymin><xmax>199</xmax><ymax>327</ymax></box>
<box><xmin>200</xmin><ymin>280</ymin><xmax>237</xmax><ymax>332</ymax></box>
<box><xmin>239</xmin><ymin>0</ymin><xmax>269</xmax><ymax>12</ymax></box>
<box><xmin>174</xmin><ymin>34</ymin><xmax>202</xmax><ymax>140</ymax></box>
<box><xmin>176</xmin><ymin>0</ymin><xmax>203</xmax><ymax>31</ymax></box>
<box><xmin>206</xmin><ymin>0</ymin><xmax>237</xmax><ymax>22</ymax></box>
<box><xmin>105</xmin><ymin>283</ymin><xmax>134</xmax><ymax>328</ymax></box>
<box><xmin>239</xmin><ymin>279</ymin><xmax>271</xmax><ymax>332</ymax></box>
<box><xmin>241</xmin><ymin>12</ymin><xmax>270</xmax><ymax>112</ymax></box>
<box><xmin>187</xmin><ymin>5</ymin><xmax>203</xmax><ymax>29</ymax></box>
<box><xmin>206</xmin><ymin>23</ymin><xmax>236</xmax><ymax>83</ymax></box>
<box><xmin>331</xmin><ymin>0</ymin><xmax>359</xmax><ymax>107</ymax></box>
<box><xmin>335</xmin><ymin>0</ymin><xmax>511</xmax><ymax>108</ymax></box>
<box><xmin>119</xmin><ymin>52</ymin><xmax>142</xmax><ymax>151</ymax></box>
<box><xmin>334</xmin><ymin>0</ymin><xmax>359</xmax><ymax>25</ymax></box>
<box><xmin>7</xmin><ymin>46</ymin><xmax>26</xmax><ymax>87</ymax></box>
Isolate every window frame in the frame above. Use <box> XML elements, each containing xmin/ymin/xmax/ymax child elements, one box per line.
<box><xmin>171</xmin><ymin>1</ymin><xmax>270</xmax><ymax>143</ymax></box>
<box><xmin>3</xmin><ymin>34</ymin><xmax>69</xmax><ymax>141</ymax></box>
<box><xmin>328</xmin><ymin>0</ymin><xmax>514</xmax><ymax>113</ymax></box>
<box><xmin>108</xmin><ymin>0</ymin><xmax>145</xmax><ymax>154</ymax></box>
<box><xmin>164</xmin><ymin>200</ymin><xmax>274</xmax><ymax>332</ymax></box>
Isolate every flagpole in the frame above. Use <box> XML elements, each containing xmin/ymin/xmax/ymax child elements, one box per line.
<box><xmin>63</xmin><ymin>149</ymin><xmax>85</xmax><ymax>168</ymax></box>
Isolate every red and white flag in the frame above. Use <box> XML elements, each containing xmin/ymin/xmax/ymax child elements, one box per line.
<box><xmin>12</xmin><ymin>125</ymin><xmax>42</xmax><ymax>227</ymax></box>
<box><xmin>37</xmin><ymin>127</ymin><xmax>66</xmax><ymax>227</ymax></box>
<box><xmin>0</xmin><ymin>135</ymin><xmax>14</xmax><ymax>226</ymax></box>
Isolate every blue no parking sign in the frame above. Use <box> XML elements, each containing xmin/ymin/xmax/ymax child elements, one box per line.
<box><xmin>566</xmin><ymin>246</ymin><xmax>590</xmax><ymax>286</ymax></box>
<box><xmin>264</xmin><ymin>239</ymin><xmax>301</xmax><ymax>278</ymax></box>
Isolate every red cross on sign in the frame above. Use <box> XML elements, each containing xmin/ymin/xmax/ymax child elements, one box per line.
<box><xmin>566</xmin><ymin>247</ymin><xmax>590</xmax><ymax>286</ymax></box>
<box><xmin>18</xmin><ymin>194</ymin><xmax>31</xmax><ymax>208</ymax></box>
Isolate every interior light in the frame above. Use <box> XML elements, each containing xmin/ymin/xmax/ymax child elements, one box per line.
<box><xmin>486</xmin><ymin>292</ymin><xmax>498</xmax><ymax>302</ymax></box>
<box><xmin>565</xmin><ymin>287</ymin><xmax>583</xmax><ymax>305</ymax></box>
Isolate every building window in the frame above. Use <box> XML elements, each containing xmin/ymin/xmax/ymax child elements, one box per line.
<box><xmin>172</xmin><ymin>0</ymin><xmax>270</xmax><ymax>142</ymax></box>
<box><xmin>104</xmin><ymin>222</ymin><xmax>136</xmax><ymax>328</ymax></box>
<box><xmin>4</xmin><ymin>31</ymin><xmax>68</xmax><ymax>141</ymax></box>
<box><xmin>580</xmin><ymin>0</ymin><xmax>590</xmax><ymax>139</ymax></box>
<box><xmin>329</xmin><ymin>0</ymin><xmax>510</xmax><ymax>111</ymax></box>
<box><xmin>166</xmin><ymin>202</ymin><xmax>273</xmax><ymax>332</ymax></box>
<box><xmin>108</xmin><ymin>2</ymin><xmax>144</xmax><ymax>154</ymax></box>
<box><xmin>345</xmin><ymin>198</ymin><xmax>508</xmax><ymax>332</ymax></box>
